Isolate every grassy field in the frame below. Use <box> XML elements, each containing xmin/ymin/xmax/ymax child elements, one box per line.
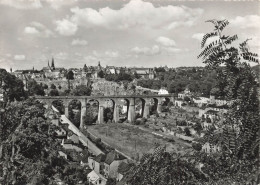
<box><xmin>87</xmin><ymin>123</ymin><xmax>191</xmax><ymax>160</ymax></box>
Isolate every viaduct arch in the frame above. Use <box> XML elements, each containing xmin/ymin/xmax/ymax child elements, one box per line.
<box><xmin>35</xmin><ymin>94</ymin><xmax>174</xmax><ymax>128</ymax></box>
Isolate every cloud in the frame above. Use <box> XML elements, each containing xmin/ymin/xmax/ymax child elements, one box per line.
<box><xmin>156</xmin><ymin>36</ymin><xmax>176</xmax><ymax>47</ymax></box>
<box><xmin>105</xmin><ymin>51</ymin><xmax>119</xmax><ymax>58</ymax></box>
<box><xmin>131</xmin><ymin>45</ymin><xmax>161</xmax><ymax>56</ymax></box>
<box><xmin>163</xmin><ymin>47</ymin><xmax>182</xmax><ymax>54</ymax></box>
<box><xmin>67</xmin><ymin>0</ymin><xmax>203</xmax><ymax>30</ymax></box>
<box><xmin>0</xmin><ymin>0</ymin><xmax>42</xmax><ymax>9</ymax></box>
<box><xmin>55</xmin><ymin>52</ymin><xmax>68</xmax><ymax>60</ymax></box>
<box><xmin>55</xmin><ymin>19</ymin><xmax>78</xmax><ymax>36</ymax></box>
<box><xmin>192</xmin><ymin>33</ymin><xmax>219</xmax><ymax>46</ymax></box>
<box><xmin>24</xmin><ymin>22</ymin><xmax>54</xmax><ymax>37</ymax></box>
<box><xmin>71</xmin><ymin>39</ymin><xmax>88</xmax><ymax>46</ymax></box>
<box><xmin>14</xmin><ymin>55</ymin><xmax>25</xmax><ymax>60</ymax></box>
<box><xmin>230</xmin><ymin>15</ymin><xmax>260</xmax><ymax>29</ymax></box>
<box><xmin>24</xmin><ymin>26</ymin><xmax>39</xmax><ymax>34</ymax></box>
<box><xmin>45</xmin><ymin>0</ymin><xmax>78</xmax><ymax>10</ymax></box>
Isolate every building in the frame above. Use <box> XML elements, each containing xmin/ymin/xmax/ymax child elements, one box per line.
<box><xmin>87</xmin><ymin>170</ymin><xmax>107</xmax><ymax>185</ymax></box>
<box><xmin>42</xmin><ymin>58</ymin><xmax>65</xmax><ymax>78</ymax></box>
<box><xmin>89</xmin><ymin>153</ymin><xmax>106</xmax><ymax>174</ymax></box>
<box><xmin>130</xmin><ymin>68</ymin><xmax>155</xmax><ymax>79</ymax></box>
<box><xmin>202</xmin><ymin>142</ymin><xmax>221</xmax><ymax>153</ymax></box>
<box><xmin>158</xmin><ymin>88</ymin><xmax>169</xmax><ymax>95</ymax></box>
<box><xmin>103</xmin><ymin>150</ymin><xmax>127</xmax><ymax>178</ymax></box>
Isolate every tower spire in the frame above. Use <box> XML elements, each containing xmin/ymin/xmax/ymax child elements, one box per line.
<box><xmin>51</xmin><ymin>57</ymin><xmax>55</xmax><ymax>68</ymax></box>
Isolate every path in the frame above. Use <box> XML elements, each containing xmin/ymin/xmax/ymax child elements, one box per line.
<box><xmin>60</xmin><ymin>115</ymin><xmax>104</xmax><ymax>155</ymax></box>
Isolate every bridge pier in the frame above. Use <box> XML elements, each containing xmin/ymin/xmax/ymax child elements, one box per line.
<box><xmin>98</xmin><ymin>104</ymin><xmax>104</xmax><ymax>124</ymax></box>
<box><xmin>143</xmin><ymin>100</ymin><xmax>150</xmax><ymax>118</ymax></box>
<box><xmin>65</xmin><ymin>104</ymin><xmax>69</xmax><ymax>118</ymax></box>
<box><xmin>128</xmin><ymin>98</ymin><xmax>135</xmax><ymax>123</ymax></box>
<box><xmin>80</xmin><ymin>99</ymin><xmax>86</xmax><ymax>129</ymax></box>
<box><xmin>157</xmin><ymin>98</ymin><xmax>163</xmax><ymax>114</ymax></box>
<box><xmin>113</xmin><ymin>103</ymin><xmax>120</xmax><ymax>123</ymax></box>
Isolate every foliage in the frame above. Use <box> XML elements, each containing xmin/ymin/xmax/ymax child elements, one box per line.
<box><xmin>52</xmin><ymin>100</ymin><xmax>65</xmax><ymax>114</ymax></box>
<box><xmin>192</xmin><ymin>142</ymin><xmax>202</xmax><ymax>151</ymax></box>
<box><xmin>105</xmin><ymin>71</ymin><xmax>133</xmax><ymax>82</ymax></box>
<box><xmin>49</xmin><ymin>89</ymin><xmax>59</xmax><ymax>96</ymax></box>
<box><xmin>0</xmin><ymin>98</ymin><xmax>90</xmax><ymax>185</ymax></box>
<box><xmin>27</xmin><ymin>79</ymin><xmax>45</xmax><ymax>96</ymax></box>
<box><xmin>106</xmin><ymin>178</ymin><xmax>117</xmax><ymax>185</ymax></box>
<box><xmin>104</xmin><ymin>107</ymin><xmax>113</xmax><ymax>123</ymax></box>
<box><xmin>50</xmin><ymin>84</ymin><xmax>56</xmax><ymax>90</ymax></box>
<box><xmin>71</xmin><ymin>85</ymin><xmax>92</xmax><ymax>96</ymax></box>
<box><xmin>193</xmin><ymin>122</ymin><xmax>203</xmax><ymax>136</ymax></box>
<box><xmin>184</xmin><ymin>127</ymin><xmax>191</xmax><ymax>136</ymax></box>
<box><xmin>97</xmin><ymin>70</ymin><xmax>105</xmax><ymax>78</ymax></box>
<box><xmin>125</xmin><ymin>146</ymin><xmax>208</xmax><ymax>185</ymax></box>
<box><xmin>66</xmin><ymin>71</ymin><xmax>74</xmax><ymax>90</ymax></box>
<box><xmin>196</xmin><ymin>19</ymin><xmax>259</xmax><ymax>183</ymax></box>
<box><xmin>137</xmin><ymin>68</ymin><xmax>218</xmax><ymax>95</ymax></box>
<box><xmin>0</xmin><ymin>68</ymin><xmax>26</xmax><ymax>101</ymax></box>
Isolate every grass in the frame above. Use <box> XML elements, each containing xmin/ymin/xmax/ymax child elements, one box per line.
<box><xmin>87</xmin><ymin>123</ymin><xmax>190</xmax><ymax>160</ymax></box>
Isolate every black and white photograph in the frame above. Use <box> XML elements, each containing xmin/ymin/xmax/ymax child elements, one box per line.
<box><xmin>0</xmin><ymin>0</ymin><xmax>259</xmax><ymax>184</ymax></box>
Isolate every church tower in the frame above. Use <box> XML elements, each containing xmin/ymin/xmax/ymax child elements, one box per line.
<box><xmin>51</xmin><ymin>57</ymin><xmax>55</xmax><ymax>70</ymax></box>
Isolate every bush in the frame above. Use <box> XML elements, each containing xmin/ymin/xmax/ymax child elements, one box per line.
<box><xmin>184</xmin><ymin>127</ymin><xmax>191</xmax><ymax>136</ymax></box>
<box><xmin>192</xmin><ymin>142</ymin><xmax>202</xmax><ymax>151</ymax></box>
<box><xmin>49</xmin><ymin>89</ymin><xmax>59</xmax><ymax>96</ymax></box>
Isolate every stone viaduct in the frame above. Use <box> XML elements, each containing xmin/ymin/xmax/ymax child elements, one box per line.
<box><xmin>35</xmin><ymin>94</ymin><xmax>175</xmax><ymax>128</ymax></box>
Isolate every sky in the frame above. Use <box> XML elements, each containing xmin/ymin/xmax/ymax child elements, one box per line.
<box><xmin>0</xmin><ymin>0</ymin><xmax>259</xmax><ymax>71</ymax></box>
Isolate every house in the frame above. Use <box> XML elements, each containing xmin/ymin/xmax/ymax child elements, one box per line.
<box><xmin>174</xmin><ymin>99</ymin><xmax>184</xmax><ymax>107</ymax></box>
<box><xmin>158</xmin><ymin>88</ymin><xmax>169</xmax><ymax>95</ymax></box>
<box><xmin>67</xmin><ymin>133</ymin><xmax>79</xmax><ymax>144</ymax></box>
<box><xmin>105</xmin><ymin>66</ymin><xmax>117</xmax><ymax>74</ymax></box>
<box><xmin>204</xmin><ymin>110</ymin><xmax>219</xmax><ymax>122</ymax></box>
<box><xmin>58</xmin><ymin>151</ymin><xmax>68</xmax><ymax>159</ymax></box>
<box><xmin>89</xmin><ymin>153</ymin><xmax>106</xmax><ymax>174</ymax></box>
<box><xmin>61</xmin><ymin>139</ymin><xmax>83</xmax><ymax>152</ymax></box>
<box><xmin>130</xmin><ymin>68</ymin><xmax>155</xmax><ymax>79</ymax></box>
<box><xmin>202</xmin><ymin>142</ymin><xmax>221</xmax><ymax>153</ymax></box>
<box><xmin>87</xmin><ymin>170</ymin><xmax>107</xmax><ymax>185</ymax></box>
<box><xmin>103</xmin><ymin>150</ymin><xmax>127</xmax><ymax>178</ymax></box>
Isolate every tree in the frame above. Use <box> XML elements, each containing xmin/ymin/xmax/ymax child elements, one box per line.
<box><xmin>66</xmin><ymin>71</ymin><xmax>74</xmax><ymax>90</ymax></box>
<box><xmin>0</xmin><ymin>69</ymin><xmax>26</xmax><ymax>101</ymax></box>
<box><xmin>104</xmin><ymin>107</ymin><xmax>113</xmax><ymax>123</ymax></box>
<box><xmin>125</xmin><ymin>146</ymin><xmax>207</xmax><ymax>185</ymax></box>
<box><xmin>49</xmin><ymin>89</ymin><xmax>59</xmax><ymax>96</ymax></box>
<box><xmin>71</xmin><ymin>85</ymin><xmax>92</xmax><ymax>96</ymax></box>
<box><xmin>97</xmin><ymin>70</ymin><xmax>105</xmax><ymax>78</ymax></box>
<box><xmin>50</xmin><ymin>84</ymin><xmax>56</xmax><ymax>90</ymax></box>
<box><xmin>192</xmin><ymin>142</ymin><xmax>202</xmax><ymax>151</ymax></box>
<box><xmin>193</xmin><ymin>122</ymin><xmax>203</xmax><ymax>136</ymax></box>
<box><xmin>197</xmin><ymin>19</ymin><xmax>259</xmax><ymax>183</ymax></box>
<box><xmin>27</xmin><ymin>79</ymin><xmax>45</xmax><ymax>96</ymax></box>
<box><xmin>184</xmin><ymin>127</ymin><xmax>191</xmax><ymax>136</ymax></box>
<box><xmin>43</xmin><ymin>84</ymin><xmax>48</xmax><ymax>89</ymax></box>
<box><xmin>131</xmin><ymin>84</ymin><xmax>136</xmax><ymax>94</ymax></box>
<box><xmin>134</xmin><ymin>72</ymin><xmax>140</xmax><ymax>79</ymax></box>
<box><xmin>0</xmin><ymin>98</ymin><xmax>89</xmax><ymax>185</ymax></box>
<box><xmin>106</xmin><ymin>178</ymin><xmax>116</xmax><ymax>185</ymax></box>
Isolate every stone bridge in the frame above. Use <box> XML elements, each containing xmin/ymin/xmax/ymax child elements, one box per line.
<box><xmin>35</xmin><ymin>94</ymin><xmax>174</xmax><ymax>128</ymax></box>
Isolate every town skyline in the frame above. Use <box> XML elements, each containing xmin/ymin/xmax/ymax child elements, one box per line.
<box><xmin>0</xmin><ymin>0</ymin><xmax>259</xmax><ymax>70</ymax></box>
